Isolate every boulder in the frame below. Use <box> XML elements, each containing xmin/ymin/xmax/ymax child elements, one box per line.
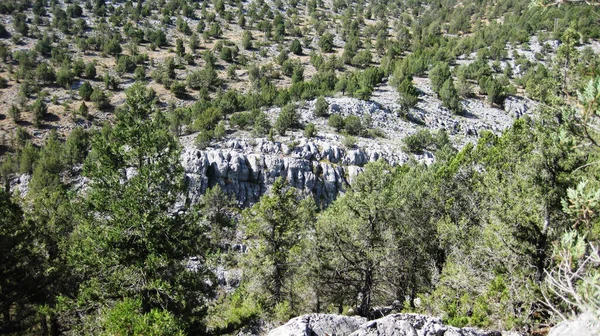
<box><xmin>268</xmin><ymin>314</ymin><xmax>367</xmax><ymax>336</ymax></box>
<box><xmin>268</xmin><ymin>313</ymin><xmax>504</xmax><ymax>336</ymax></box>
<box><xmin>548</xmin><ymin>314</ymin><xmax>600</xmax><ymax>336</ymax></box>
<box><xmin>349</xmin><ymin>314</ymin><xmax>501</xmax><ymax>336</ymax></box>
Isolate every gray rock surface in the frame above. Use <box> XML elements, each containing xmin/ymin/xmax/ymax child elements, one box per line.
<box><xmin>267</xmin><ymin>313</ymin><xmax>503</xmax><ymax>336</ymax></box>
<box><xmin>348</xmin><ymin>314</ymin><xmax>501</xmax><ymax>336</ymax></box>
<box><xmin>267</xmin><ymin>314</ymin><xmax>367</xmax><ymax>336</ymax></box>
<box><xmin>180</xmin><ymin>136</ymin><xmax>405</xmax><ymax>206</ymax></box>
<box><xmin>548</xmin><ymin>314</ymin><xmax>600</xmax><ymax>336</ymax></box>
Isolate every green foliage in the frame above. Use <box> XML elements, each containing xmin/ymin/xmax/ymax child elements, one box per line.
<box><xmin>99</xmin><ymin>298</ymin><xmax>185</xmax><ymax>336</ymax></box>
<box><xmin>319</xmin><ymin>32</ymin><xmax>334</xmax><ymax>53</ymax></box>
<box><xmin>69</xmin><ymin>83</ymin><xmax>214</xmax><ymax>334</ymax></box>
<box><xmin>9</xmin><ymin>104</ymin><xmax>20</xmax><ymax>123</ymax></box>
<box><xmin>241</xmin><ymin>178</ymin><xmax>316</xmax><ymax>314</ymax></box>
<box><xmin>403</xmin><ymin>129</ymin><xmax>451</xmax><ymax>154</ymax></box>
<box><xmin>304</xmin><ymin>122</ymin><xmax>317</xmax><ymax>138</ymax></box>
<box><xmin>206</xmin><ymin>286</ymin><xmax>262</xmax><ymax>334</ymax></box>
<box><xmin>275</xmin><ymin>103</ymin><xmax>299</xmax><ymax>135</ymax></box>
<box><xmin>429</xmin><ymin>62</ymin><xmax>451</xmax><ymax>95</ymax></box>
<box><xmin>32</xmin><ymin>98</ymin><xmax>48</xmax><ymax>127</ymax></box>
<box><xmin>314</xmin><ymin>97</ymin><xmax>329</xmax><ymax>118</ymax></box>
<box><xmin>343</xmin><ymin>115</ymin><xmax>363</xmax><ymax>136</ymax></box>
<box><xmin>397</xmin><ymin>78</ymin><xmax>419</xmax><ymax>109</ymax></box>
<box><xmin>440</xmin><ymin>79</ymin><xmax>462</xmax><ymax>115</ymax></box>
<box><xmin>91</xmin><ymin>88</ymin><xmax>111</xmax><ymax>110</ymax></box>
<box><xmin>63</xmin><ymin>127</ymin><xmax>89</xmax><ymax>166</ymax></box>
<box><xmin>79</xmin><ymin>81</ymin><xmax>93</xmax><ymax>101</ymax></box>
<box><xmin>328</xmin><ymin>114</ymin><xmax>344</xmax><ymax>132</ymax></box>
<box><xmin>290</xmin><ymin>39</ymin><xmax>302</xmax><ymax>55</ymax></box>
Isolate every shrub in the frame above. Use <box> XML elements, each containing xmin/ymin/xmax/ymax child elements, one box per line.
<box><xmin>429</xmin><ymin>62</ymin><xmax>451</xmax><ymax>94</ymax></box>
<box><xmin>9</xmin><ymin>104</ymin><xmax>20</xmax><ymax>123</ymax></box>
<box><xmin>319</xmin><ymin>32</ymin><xmax>334</xmax><ymax>52</ymax></box>
<box><xmin>314</xmin><ymin>96</ymin><xmax>329</xmax><ymax>117</ymax></box>
<box><xmin>397</xmin><ymin>78</ymin><xmax>419</xmax><ymax>108</ymax></box>
<box><xmin>342</xmin><ymin>135</ymin><xmax>357</xmax><ymax>148</ymax></box>
<box><xmin>304</xmin><ymin>123</ymin><xmax>317</xmax><ymax>138</ymax></box>
<box><xmin>275</xmin><ymin>103</ymin><xmax>299</xmax><ymax>135</ymax></box>
<box><xmin>91</xmin><ymin>89</ymin><xmax>111</xmax><ymax>110</ymax></box>
<box><xmin>253</xmin><ymin>111</ymin><xmax>271</xmax><ymax>137</ymax></box>
<box><xmin>343</xmin><ymin>115</ymin><xmax>363</xmax><ymax>136</ymax></box>
<box><xmin>328</xmin><ymin>114</ymin><xmax>344</xmax><ymax>132</ymax></box>
<box><xmin>195</xmin><ymin>130</ymin><xmax>214</xmax><ymax>149</ymax></box>
<box><xmin>402</xmin><ymin>129</ymin><xmax>434</xmax><ymax>154</ymax></box>
<box><xmin>79</xmin><ymin>101</ymin><xmax>89</xmax><ymax>119</ymax></box>
<box><xmin>84</xmin><ymin>62</ymin><xmax>97</xmax><ymax>79</ymax></box>
<box><xmin>79</xmin><ymin>81</ymin><xmax>93</xmax><ymax>101</ymax></box>
<box><xmin>170</xmin><ymin>81</ymin><xmax>186</xmax><ymax>98</ymax></box>
<box><xmin>32</xmin><ymin>98</ymin><xmax>48</xmax><ymax>127</ymax></box>
<box><xmin>290</xmin><ymin>39</ymin><xmax>302</xmax><ymax>55</ymax></box>
<box><xmin>440</xmin><ymin>79</ymin><xmax>462</xmax><ymax>115</ymax></box>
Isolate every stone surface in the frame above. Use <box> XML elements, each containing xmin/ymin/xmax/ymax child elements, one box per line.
<box><xmin>268</xmin><ymin>313</ymin><xmax>505</xmax><ymax>336</ymax></box>
<box><xmin>267</xmin><ymin>314</ymin><xmax>367</xmax><ymax>336</ymax></box>
<box><xmin>548</xmin><ymin>314</ymin><xmax>600</xmax><ymax>336</ymax></box>
<box><xmin>180</xmin><ymin>136</ymin><xmax>405</xmax><ymax>206</ymax></box>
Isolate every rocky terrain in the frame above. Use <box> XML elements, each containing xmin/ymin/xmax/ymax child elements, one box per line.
<box><xmin>267</xmin><ymin>313</ymin><xmax>507</xmax><ymax>336</ymax></box>
<box><xmin>180</xmin><ymin>79</ymin><xmax>536</xmax><ymax>205</ymax></box>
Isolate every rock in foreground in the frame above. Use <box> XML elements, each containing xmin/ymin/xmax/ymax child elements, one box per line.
<box><xmin>268</xmin><ymin>313</ymin><xmax>503</xmax><ymax>336</ymax></box>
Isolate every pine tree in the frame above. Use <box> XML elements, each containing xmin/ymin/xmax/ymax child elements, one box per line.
<box><xmin>67</xmin><ymin>83</ymin><xmax>214</xmax><ymax>334</ymax></box>
<box><xmin>241</xmin><ymin>178</ymin><xmax>316</xmax><ymax>316</ymax></box>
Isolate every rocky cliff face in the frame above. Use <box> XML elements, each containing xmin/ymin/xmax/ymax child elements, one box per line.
<box><xmin>180</xmin><ymin>136</ymin><xmax>410</xmax><ymax>206</ymax></box>
<box><xmin>180</xmin><ymin>81</ymin><xmax>536</xmax><ymax>206</ymax></box>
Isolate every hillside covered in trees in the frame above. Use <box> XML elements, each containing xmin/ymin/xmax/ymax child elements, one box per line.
<box><xmin>0</xmin><ymin>0</ymin><xmax>600</xmax><ymax>334</ymax></box>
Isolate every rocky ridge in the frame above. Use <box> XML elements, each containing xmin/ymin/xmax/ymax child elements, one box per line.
<box><xmin>267</xmin><ymin>313</ymin><xmax>507</xmax><ymax>336</ymax></box>
<box><xmin>181</xmin><ymin>80</ymin><xmax>537</xmax><ymax>205</ymax></box>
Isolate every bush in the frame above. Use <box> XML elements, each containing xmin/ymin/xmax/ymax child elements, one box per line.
<box><xmin>9</xmin><ymin>104</ymin><xmax>20</xmax><ymax>123</ymax></box>
<box><xmin>84</xmin><ymin>62</ymin><xmax>97</xmax><ymax>79</ymax></box>
<box><xmin>429</xmin><ymin>62</ymin><xmax>451</xmax><ymax>95</ymax></box>
<box><xmin>328</xmin><ymin>114</ymin><xmax>344</xmax><ymax>132</ymax></box>
<box><xmin>402</xmin><ymin>129</ymin><xmax>434</xmax><ymax>154</ymax></box>
<box><xmin>220</xmin><ymin>47</ymin><xmax>234</xmax><ymax>63</ymax></box>
<box><xmin>343</xmin><ymin>115</ymin><xmax>363</xmax><ymax>135</ymax></box>
<box><xmin>195</xmin><ymin>130</ymin><xmax>214</xmax><ymax>149</ymax></box>
<box><xmin>79</xmin><ymin>81</ymin><xmax>93</xmax><ymax>101</ymax></box>
<box><xmin>319</xmin><ymin>32</ymin><xmax>334</xmax><ymax>52</ymax></box>
<box><xmin>170</xmin><ymin>81</ymin><xmax>186</xmax><ymax>98</ymax></box>
<box><xmin>230</xmin><ymin>111</ymin><xmax>254</xmax><ymax>130</ymax></box>
<box><xmin>314</xmin><ymin>96</ymin><xmax>329</xmax><ymax>117</ymax></box>
<box><xmin>290</xmin><ymin>39</ymin><xmax>302</xmax><ymax>55</ymax></box>
<box><xmin>56</xmin><ymin>67</ymin><xmax>74</xmax><ymax>89</ymax></box>
<box><xmin>253</xmin><ymin>111</ymin><xmax>271</xmax><ymax>137</ymax></box>
<box><xmin>91</xmin><ymin>89</ymin><xmax>111</xmax><ymax>110</ymax></box>
<box><xmin>397</xmin><ymin>78</ymin><xmax>419</xmax><ymax>109</ymax></box>
<box><xmin>342</xmin><ymin>135</ymin><xmax>357</xmax><ymax>148</ymax></box>
<box><xmin>440</xmin><ymin>79</ymin><xmax>462</xmax><ymax>115</ymax></box>
<box><xmin>0</xmin><ymin>76</ymin><xmax>7</xmax><ymax>88</ymax></box>
<box><xmin>32</xmin><ymin>98</ymin><xmax>48</xmax><ymax>127</ymax></box>
<box><xmin>304</xmin><ymin>123</ymin><xmax>317</xmax><ymax>138</ymax></box>
<box><xmin>275</xmin><ymin>103</ymin><xmax>299</xmax><ymax>135</ymax></box>
<box><xmin>79</xmin><ymin>101</ymin><xmax>89</xmax><ymax>119</ymax></box>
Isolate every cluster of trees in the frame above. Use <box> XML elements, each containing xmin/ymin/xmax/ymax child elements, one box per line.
<box><xmin>215</xmin><ymin>101</ymin><xmax>597</xmax><ymax>332</ymax></box>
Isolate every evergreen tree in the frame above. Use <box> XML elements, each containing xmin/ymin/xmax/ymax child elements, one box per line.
<box><xmin>241</xmin><ymin>178</ymin><xmax>316</xmax><ymax>317</ymax></box>
<box><xmin>66</xmin><ymin>83</ymin><xmax>214</xmax><ymax>334</ymax></box>
<box><xmin>429</xmin><ymin>62</ymin><xmax>451</xmax><ymax>95</ymax></box>
<box><xmin>275</xmin><ymin>103</ymin><xmax>299</xmax><ymax>135</ymax></box>
<box><xmin>440</xmin><ymin>78</ymin><xmax>461</xmax><ymax>115</ymax></box>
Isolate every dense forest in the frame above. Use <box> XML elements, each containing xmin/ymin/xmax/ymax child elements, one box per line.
<box><xmin>0</xmin><ymin>0</ymin><xmax>600</xmax><ymax>334</ymax></box>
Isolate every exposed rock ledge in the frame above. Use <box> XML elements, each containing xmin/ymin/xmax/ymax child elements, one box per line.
<box><xmin>267</xmin><ymin>313</ymin><xmax>507</xmax><ymax>336</ymax></box>
<box><xmin>181</xmin><ymin>137</ymin><xmax>419</xmax><ymax>206</ymax></box>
